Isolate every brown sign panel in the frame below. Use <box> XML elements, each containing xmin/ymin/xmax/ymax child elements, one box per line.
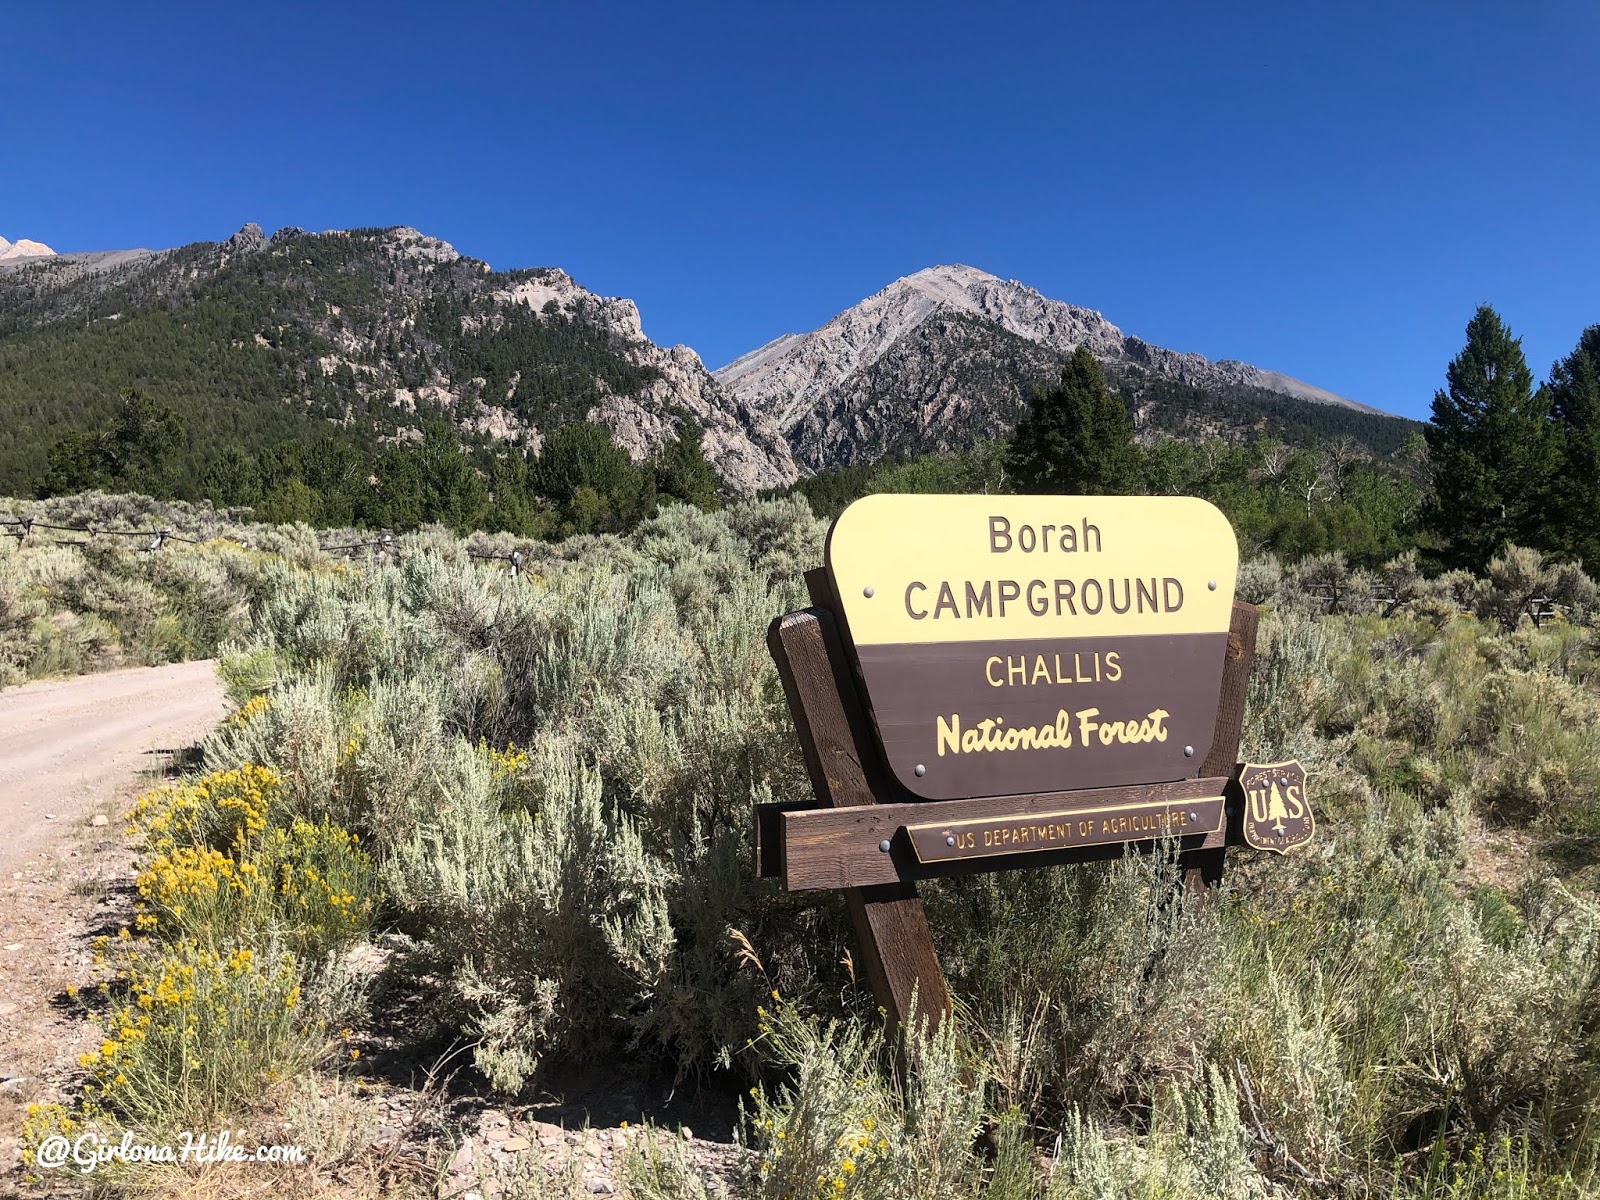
<box><xmin>1238</xmin><ymin>760</ymin><xmax>1314</xmax><ymax>853</ymax></box>
<box><xmin>906</xmin><ymin>795</ymin><xmax>1225</xmax><ymax>864</ymax></box>
<box><xmin>826</xmin><ymin>495</ymin><xmax>1239</xmax><ymax>801</ymax></box>
<box><xmin>856</xmin><ymin>634</ymin><xmax>1228</xmax><ymax>800</ymax></box>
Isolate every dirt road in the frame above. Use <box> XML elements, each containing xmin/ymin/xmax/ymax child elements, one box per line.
<box><xmin>0</xmin><ymin>660</ymin><xmax>226</xmax><ymax>1173</ymax></box>
<box><xmin>0</xmin><ymin>660</ymin><xmax>225</xmax><ymax>876</ymax></box>
<box><xmin>0</xmin><ymin>662</ymin><xmax>744</xmax><ymax>1190</ymax></box>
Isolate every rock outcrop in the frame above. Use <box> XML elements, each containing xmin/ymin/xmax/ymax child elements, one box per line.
<box><xmin>497</xmin><ymin>269</ymin><xmax>797</xmax><ymax>491</ymax></box>
<box><xmin>222</xmin><ymin>223</ymin><xmax>267</xmax><ymax>255</ymax></box>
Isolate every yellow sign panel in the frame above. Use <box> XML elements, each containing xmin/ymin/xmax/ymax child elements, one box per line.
<box><xmin>826</xmin><ymin>495</ymin><xmax>1239</xmax><ymax>646</ymax></box>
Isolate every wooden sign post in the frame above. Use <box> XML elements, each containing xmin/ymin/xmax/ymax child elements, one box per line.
<box><xmin>754</xmin><ymin>495</ymin><xmax>1305</xmax><ymax>1035</ymax></box>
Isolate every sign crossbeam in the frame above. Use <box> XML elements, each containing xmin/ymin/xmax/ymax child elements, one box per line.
<box><xmin>762</xmin><ymin>775</ymin><xmax>1234</xmax><ymax>891</ymax></box>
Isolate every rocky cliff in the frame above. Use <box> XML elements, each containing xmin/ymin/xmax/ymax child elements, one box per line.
<box><xmin>487</xmin><ymin>267</ymin><xmax>796</xmax><ymax>490</ymax></box>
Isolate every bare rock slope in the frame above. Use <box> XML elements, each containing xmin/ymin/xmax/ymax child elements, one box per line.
<box><xmin>0</xmin><ymin>235</ymin><xmax>55</xmax><ymax>262</ymax></box>
<box><xmin>717</xmin><ymin>265</ymin><xmax>1390</xmax><ymax>471</ymax></box>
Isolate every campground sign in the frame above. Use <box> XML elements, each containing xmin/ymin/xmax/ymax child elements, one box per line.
<box><xmin>753</xmin><ymin>493</ymin><xmax>1313</xmax><ymax>1034</ymax></box>
<box><xmin>826</xmin><ymin>495</ymin><xmax>1239</xmax><ymax>801</ymax></box>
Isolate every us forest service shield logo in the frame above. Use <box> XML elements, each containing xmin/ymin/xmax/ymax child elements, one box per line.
<box><xmin>1238</xmin><ymin>760</ymin><xmax>1314</xmax><ymax>853</ymax></box>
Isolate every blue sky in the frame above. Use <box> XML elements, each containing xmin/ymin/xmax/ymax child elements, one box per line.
<box><xmin>3</xmin><ymin>2</ymin><xmax>1595</xmax><ymax>419</ymax></box>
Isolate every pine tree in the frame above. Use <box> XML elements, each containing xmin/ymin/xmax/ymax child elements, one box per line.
<box><xmin>534</xmin><ymin>422</ymin><xmax>656</xmax><ymax>534</ymax></box>
<box><xmin>35</xmin><ymin>390</ymin><xmax>186</xmax><ymax>499</ymax></box>
<box><xmin>483</xmin><ymin>451</ymin><xmax>557</xmax><ymax>538</ymax></box>
<box><xmin>655</xmin><ymin>417</ymin><xmax>722</xmax><ymax>511</ymax></box>
<box><xmin>1423</xmin><ymin>306</ymin><xmax>1556</xmax><ymax>568</ymax></box>
<box><xmin>1547</xmin><ymin>325</ymin><xmax>1600</xmax><ymax>566</ymax></box>
<box><xmin>36</xmin><ymin>431</ymin><xmax>106</xmax><ymax>497</ymax></box>
<box><xmin>1006</xmin><ymin>345</ymin><xmax>1141</xmax><ymax>494</ymax></box>
<box><xmin>534</xmin><ymin>423</ymin><xmax>637</xmax><ymax>507</ymax></box>
<box><xmin>374</xmin><ymin>421</ymin><xmax>489</xmax><ymax>533</ymax></box>
<box><xmin>200</xmin><ymin>445</ymin><xmax>263</xmax><ymax>508</ymax></box>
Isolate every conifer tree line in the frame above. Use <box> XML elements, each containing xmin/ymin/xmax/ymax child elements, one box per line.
<box><xmin>33</xmin><ymin>397</ymin><xmax>722</xmax><ymax>539</ymax></box>
<box><xmin>795</xmin><ymin>313</ymin><xmax>1600</xmax><ymax>573</ymax></box>
<box><xmin>1425</xmin><ymin>306</ymin><xmax>1600</xmax><ymax>570</ymax></box>
<box><xmin>1018</xmin><ymin>312</ymin><xmax>1600</xmax><ymax>571</ymax></box>
<box><xmin>25</xmin><ymin>305</ymin><xmax>1600</xmax><ymax>570</ymax></box>
<box><xmin>994</xmin><ymin>345</ymin><xmax>1428</xmax><ymax>565</ymax></box>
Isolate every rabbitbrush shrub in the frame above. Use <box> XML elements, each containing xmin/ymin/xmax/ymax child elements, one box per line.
<box><xmin>75</xmin><ymin>935</ymin><xmax>319</xmax><ymax>1129</ymax></box>
<box><xmin>71</xmin><ymin>759</ymin><xmax>379</xmax><ymax>1137</ymax></box>
<box><xmin>127</xmin><ymin>763</ymin><xmax>377</xmax><ymax>959</ymax></box>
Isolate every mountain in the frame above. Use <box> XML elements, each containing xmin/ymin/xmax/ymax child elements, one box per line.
<box><xmin>0</xmin><ymin>235</ymin><xmax>56</xmax><ymax>262</ymax></box>
<box><xmin>0</xmin><ymin>224</ymin><xmax>797</xmax><ymax>496</ymax></box>
<box><xmin>716</xmin><ymin>265</ymin><xmax>1412</xmax><ymax>472</ymax></box>
<box><xmin>0</xmin><ymin>231</ymin><xmax>1418</xmax><ymax>507</ymax></box>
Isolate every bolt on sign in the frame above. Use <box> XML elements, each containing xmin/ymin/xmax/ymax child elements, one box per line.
<box><xmin>754</xmin><ymin>494</ymin><xmax>1315</xmax><ymax>1036</ymax></box>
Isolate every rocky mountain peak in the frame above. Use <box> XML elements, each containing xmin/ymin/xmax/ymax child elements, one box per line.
<box><xmin>223</xmin><ymin>223</ymin><xmax>267</xmax><ymax>255</ymax></box>
<box><xmin>873</xmin><ymin>263</ymin><xmax>1118</xmax><ymax>323</ymax></box>
<box><xmin>714</xmin><ymin>263</ymin><xmax>1127</xmax><ymax>430</ymax></box>
<box><xmin>0</xmin><ymin>235</ymin><xmax>57</xmax><ymax>262</ymax></box>
<box><xmin>896</xmin><ymin>263</ymin><xmax>1000</xmax><ymax>300</ymax></box>
<box><xmin>714</xmin><ymin>263</ymin><xmax>1387</xmax><ymax>474</ymax></box>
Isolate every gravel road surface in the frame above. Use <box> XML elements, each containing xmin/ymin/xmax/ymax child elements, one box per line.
<box><xmin>0</xmin><ymin>660</ymin><xmax>225</xmax><ymax>874</ymax></box>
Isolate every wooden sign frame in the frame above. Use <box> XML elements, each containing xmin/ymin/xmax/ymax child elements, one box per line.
<box><xmin>753</xmin><ymin>568</ymin><xmax>1260</xmax><ymax>1035</ymax></box>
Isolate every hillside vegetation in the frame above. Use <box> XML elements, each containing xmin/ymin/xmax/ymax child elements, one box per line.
<box><xmin>13</xmin><ymin>494</ymin><xmax>1600</xmax><ymax>1198</ymax></box>
<box><xmin>0</xmin><ymin>228</ymin><xmax>660</xmax><ymax>490</ymax></box>
<box><xmin>785</xmin><ymin>308</ymin><xmax>1600</xmax><ymax>580</ymax></box>
<box><xmin>3</xmin><ymin>224</ymin><xmax>1441</xmax><ymax>532</ymax></box>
